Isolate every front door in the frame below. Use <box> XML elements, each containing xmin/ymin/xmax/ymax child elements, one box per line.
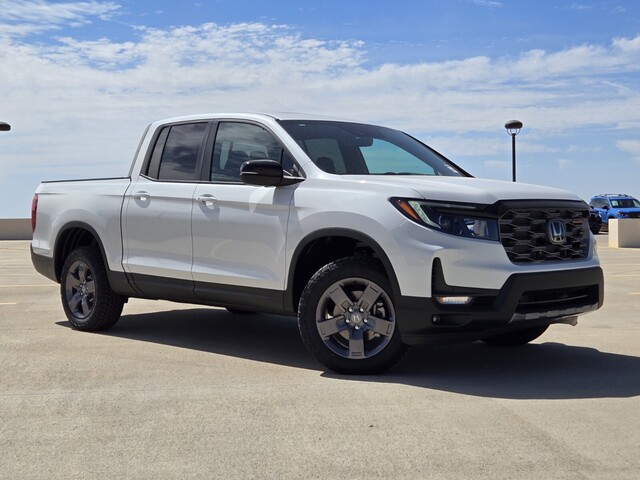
<box><xmin>191</xmin><ymin>122</ymin><xmax>296</xmax><ymax>308</ymax></box>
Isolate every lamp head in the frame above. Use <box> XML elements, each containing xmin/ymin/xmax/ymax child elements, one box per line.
<box><xmin>504</xmin><ymin>120</ymin><xmax>522</xmax><ymax>136</ymax></box>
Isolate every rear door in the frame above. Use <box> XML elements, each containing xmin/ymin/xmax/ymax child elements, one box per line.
<box><xmin>123</xmin><ymin>121</ymin><xmax>210</xmax><ymax>298</ymax></box>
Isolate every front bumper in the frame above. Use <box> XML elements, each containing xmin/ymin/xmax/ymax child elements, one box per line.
<box><xmin>396</xmin><ymin>266</ymin><xmax>604</xmax><ymax>345</ymax></box>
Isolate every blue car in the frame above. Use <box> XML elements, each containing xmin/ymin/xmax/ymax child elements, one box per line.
<box><xmin>589</xmin><ymin>194</ymin><xmax>640</xmax><ymax>230</ymax></box>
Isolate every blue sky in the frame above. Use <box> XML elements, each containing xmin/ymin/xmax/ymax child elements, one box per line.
<box><xmin>1</xmin><ymin>0</ymin><xmax>640</xmax><ymax>217</ymax></box>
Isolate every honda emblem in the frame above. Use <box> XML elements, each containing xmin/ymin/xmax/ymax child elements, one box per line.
<box><xmin>547</xmin><ymin>219</ymin><xmax>567</xmax><ymax>245</ymax></box>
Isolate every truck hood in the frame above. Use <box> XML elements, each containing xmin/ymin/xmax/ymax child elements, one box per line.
<box><xmin>344</xmin><ymin>175</ymin><xmax>584</xmax><ymax>205</ymax></box>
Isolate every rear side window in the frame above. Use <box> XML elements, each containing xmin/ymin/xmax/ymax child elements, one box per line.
<box><xmin>146</xmin><ymin>123</ymin><xmax>208</xmax><ymax>181</ymax></box>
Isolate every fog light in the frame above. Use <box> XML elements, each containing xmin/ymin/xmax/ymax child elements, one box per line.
<box><xmin>433</xmin><ymin>295</ymin><xmax>474</xmax><ymax>305</ymax></box>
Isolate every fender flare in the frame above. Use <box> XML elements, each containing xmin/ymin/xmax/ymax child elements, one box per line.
<box><xmin>284</xmin><ymin>228</ymin><xmax>402</xmax><ymax>312</ymax></box>
<box><xmin>53</xmin><ymin>222</ymin><xmax>137</xmax><ymax>296</ymax></box>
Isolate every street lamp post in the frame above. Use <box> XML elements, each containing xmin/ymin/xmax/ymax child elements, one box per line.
<box><xmin>504</xmin><ymin>120</ymin><xmax>523</xmax><ymax>182</ymax></box>
<box><xmin>0</xmin><ymin>122</ymin><xmax>11</xmax><ymax>132</ymax></box>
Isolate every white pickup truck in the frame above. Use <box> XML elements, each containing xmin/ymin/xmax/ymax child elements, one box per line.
<box><xmin>31</xmin><ymin>113</ymin><xmax>604</xmax><ymax>374</ymax></box>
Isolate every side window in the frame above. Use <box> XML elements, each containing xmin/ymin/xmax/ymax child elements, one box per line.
<box><xmin>146</xmin><ymin>127</ymin><xmax>169</xmax><ymax>179</ymax></box>
<box><xmin>211</xmin><ymin>122</ymin><xmax>285</xmax><ymax>183</ymax></box>
<box><xmin>152</xmin><ymin>123</ymin><xmax>208</xmax><ymax>181</ymax></box>
<box><xmin>281</xmin><ymin>151</ymin><xmax>299</xmax><ymax>176</ymax></box>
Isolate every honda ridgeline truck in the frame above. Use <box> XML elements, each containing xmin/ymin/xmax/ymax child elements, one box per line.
<box><xmin>31</xmin><ymin>113</ymin><xmax>604</xmax><ymax>374</ymax></box>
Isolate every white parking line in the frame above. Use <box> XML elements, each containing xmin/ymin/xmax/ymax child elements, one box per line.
<box><xmin>0</xmin><ymin>273</ymin><xmax>41</xmax><ymax>275</ymax></box>
<box><xmin>0</xmin><ymin>284</ymin><xmax>57</xmax><ymax>288</ymax></box>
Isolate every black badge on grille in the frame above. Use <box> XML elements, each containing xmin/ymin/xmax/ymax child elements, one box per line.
<box><xmin>547</xmin><ymin>219</ymin><xmax>567</xmax><ymax>245</ymax></box>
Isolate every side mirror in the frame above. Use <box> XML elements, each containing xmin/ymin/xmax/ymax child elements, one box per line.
<box><xmin>241</xmin><ymin>159</ymin><xmax>305</xmax><ymax>187</ymax></box>
<box><xmin>240</xmin><ymin>160</ymin><xmax>283</xmax><ymax>186</ymax></box>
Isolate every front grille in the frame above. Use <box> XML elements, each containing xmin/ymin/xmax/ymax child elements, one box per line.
<box><xmin>499</xmin><ymin>208</ymin><xmax>589</xmax><ymax>263</ymax></box>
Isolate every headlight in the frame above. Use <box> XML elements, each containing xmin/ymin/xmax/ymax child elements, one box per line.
<box><xmin>390</xmin><ymin>198</ymin><xmax>500</xmax><ymax>241</ymax></box>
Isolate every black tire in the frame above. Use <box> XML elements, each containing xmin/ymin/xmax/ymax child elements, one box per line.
<box><xmin>481</xmin><ymin>325</ymin><xmax>549</xmax><ymax>347</ymax></box>
<box><xmin>60</xmin><ymin>246</ymin><xmax>124</xmax><ymax>331</ymax></box>
<box><xmin>298</xmin><ymin>256</ymin><xmax>407</xmax><ymax>374</ymax></box>
<box><xmin>590</xmin><ymin>224</ymin><xmax>601</xmax><ymax>235</ymax></box>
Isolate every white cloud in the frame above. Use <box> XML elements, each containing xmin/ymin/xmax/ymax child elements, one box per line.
<box><xmin>617</xmin><ymin>140</ymin><xmax>640</xmax><ymax>164</ymax></box>
<box><xmin>4</xmin><ymin>22</ymin><xmax>640</xmax><ymax>136</ymax></box>
<box><xmin>556</xmin><ymin>158</ymin><xmax>575</xmax><ymax>170</ymax></box>
<box><xmin>617</xmin><ymin>140</ymin><xmax>640</xmax><ymax>154</ymax></box>
<box><xmin>613</xmin><ymin>35</ymin><xmax>640</xmax><ymax>53</ymax></box>
<box><xmin>1</xmin><ymin>17</ymin><xmax>640</xmax><ymax>213</ymax></box>
<box><xmin>569</xmin><ymin>4</ymin><xmax>592</xmax><ymax>11</ymax></box>
<box><xmin>471</xmin><ymin>0</ymin><xmax>503</xmax><ymax>7</ymax></box>
<box><xmin>0</xmin><ymin>0</ymin><xmax>120</xmax><ymax>36</ymax></box>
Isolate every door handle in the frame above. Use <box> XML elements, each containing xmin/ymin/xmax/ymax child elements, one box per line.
<box><xmin>196</xmin><ymin>194</ymin><xmax>217</xmax><ymax>206</ymax></box>
<box><xmin>133</xmin><ymin>191</ymin><xmax>150</xmax><ymax>201</ymax></box>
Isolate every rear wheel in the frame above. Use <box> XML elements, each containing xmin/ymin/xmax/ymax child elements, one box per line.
<box><xmin>298</xmin><ymin>257</ymin><xmax>407</xmax><ymax>374</ymax></box>
<box><xmin>481</xmin><ymin>325</ymin><xmax>549</xmax><ymax>346</ymax></box>
<box><xmin>60</xmin><ymin>246</ymin><xmax>124</xmax><ymax>331</ymax></box>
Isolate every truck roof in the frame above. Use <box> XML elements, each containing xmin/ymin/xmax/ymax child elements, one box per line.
<box><xmin>151</xmin><ymin>111</ymin><xmax>362</xmax><ymax>126</ymax></box>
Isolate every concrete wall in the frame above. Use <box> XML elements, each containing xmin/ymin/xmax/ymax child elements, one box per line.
<box><xmin>0</xmin><ymin>219</ymin><xmax>32</xmax><ymax>240</ymax></box>
<box><xmin>609</xmin><ymin>219</ymin><xmax>640</xmax><ymax>248</ymax></box>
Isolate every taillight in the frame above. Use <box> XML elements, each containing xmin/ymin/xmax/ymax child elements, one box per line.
<box><xmin>31</xmin><ymin>194</ymin><xmax>38</xmax><ymax>232</ymax></box>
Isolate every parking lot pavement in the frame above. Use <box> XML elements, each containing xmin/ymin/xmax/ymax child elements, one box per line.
<box><xmin>1</xmin><ymin>237</ymin><xmax>639</xmax><ymax>479</ymax></box>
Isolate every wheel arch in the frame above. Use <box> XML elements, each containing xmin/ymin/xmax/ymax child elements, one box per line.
<box><xmin>285</xmin><ymin>228</ymin><xmax>401</xmax><ymax>314</ymax></box>
<box><xmin>53</xmin><ymin>222</ymin><xmax>109</xmax><ymax>283</ymax></box>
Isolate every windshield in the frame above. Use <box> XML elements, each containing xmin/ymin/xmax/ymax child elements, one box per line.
<box><xmin>278</xmin><ymin>120</ymin><xmax>468</xmax><ymax>177</ymax></box>
<box><xmin>610</xmin><ymin>198</ymin><xmax>640</xmax><ymax>208</ymax></box>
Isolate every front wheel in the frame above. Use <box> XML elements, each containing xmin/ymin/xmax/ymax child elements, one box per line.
<box><xmin>60</xmin><ymin>246</ymin><xmax>124</xmax><ymax>331</ymax></box>
<box><xmin>298</xmin><ymin>257</ymin><xmax>407</xmax><ymax>374</ymax></box>
<box><xmin>481</xmin><ymin>325</ymin><xmax>549</xmax><ymax>347</ymax></box>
